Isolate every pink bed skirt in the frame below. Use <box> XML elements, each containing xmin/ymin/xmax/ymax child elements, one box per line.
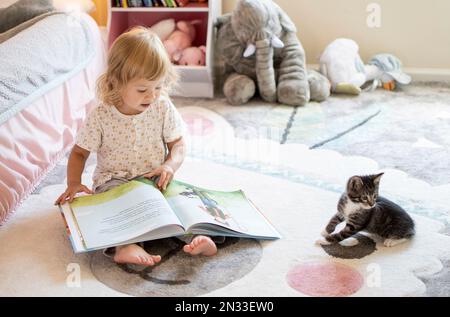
<box><xmin>0</xmin><ymin>15</ymin><xmax>106</xmax><ymax>225</ymax></box>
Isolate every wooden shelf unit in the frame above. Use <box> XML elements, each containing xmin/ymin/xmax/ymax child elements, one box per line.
<box><xmin>107</xmin><ymin>0</ymin><xmax>222</xmax><ymax>98</ymax></box>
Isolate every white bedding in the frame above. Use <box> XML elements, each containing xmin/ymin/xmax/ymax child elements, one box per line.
<box><xmin>0</xmin><ymin>12</ymin><xmax>95</xmax><ymax>124</ymax></box>
<box><xmin>0</xmin><ymin>13</ymin><xmax>106</xmax><ymax>224</ymax></box>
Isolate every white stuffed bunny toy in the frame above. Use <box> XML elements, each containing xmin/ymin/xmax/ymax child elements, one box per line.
<box><xmin>319</xmin><ymin>38</ymin><xmax>411</xmax><ymax>95</ymax></box>
<box><xmin>319</xmin><ymin>38</ymin><xmax>366</xmax><ymax>95</ymax></box>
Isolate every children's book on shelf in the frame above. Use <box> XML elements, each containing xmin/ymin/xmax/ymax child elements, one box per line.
<box><xmin>59</xmin><ymin>177</ymin><xmax>281</xmax><ymax>253</ymax></box>
<box><xmin>113</xmin><ymin>0</ymin><xmax>208</xmax><ymax>8</ymax></box>
<box><xmin>129</xmin><ymin>0</ymin><xmax>144</xmax><ymax>7</ymax></box>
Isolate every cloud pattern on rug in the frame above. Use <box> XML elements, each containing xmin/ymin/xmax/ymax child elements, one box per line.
<box><xmin>21</xmin><ymin>106</ymin><xmax>450</xmax><ymax>297</ymax></box>
<box><xmin>179</xmin><ymin>106</ymin><xmax>450</xmax><ymax>296</ymax></box>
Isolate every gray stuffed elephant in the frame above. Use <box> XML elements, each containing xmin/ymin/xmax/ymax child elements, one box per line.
<box><xmin>216</xmin><ymin>0</ymin><xmax>330</xmax><ymax>106</ymax></box>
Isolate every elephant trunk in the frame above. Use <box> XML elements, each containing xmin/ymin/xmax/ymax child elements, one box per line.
<box><xmin>255</xmin><ymin>39</ymin><xmax>277</xmax><ymax>103</ymax></box>
<box><xmin>277</xmin><ymin>32</ymin><xmax>308</xmax><ymax>85</ymax></box>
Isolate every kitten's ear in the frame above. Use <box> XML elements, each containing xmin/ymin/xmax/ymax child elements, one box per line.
<box><xmin>372</xmin><ymin>173</ymin><xmax>384</xmax><ymax>185</ymax></box>
<box><xmin>347</xmin><ymin>176</ymin><xmax>363</xmax><ymax>193</ymax></box>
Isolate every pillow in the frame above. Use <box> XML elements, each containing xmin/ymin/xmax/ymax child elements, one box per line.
<box><xmin>0</xmin><ymin>12</ymin><xmax>58</xmax><ymax>45</ymax></box>
<box><xmin>0</xmin><ymin>0</ymin><xmax>54</xmax><ymax>33</ymax></box>
<box><xmin>52</xmin><ymin>0</ymin><xmax>95</xmax><ymax>13</ymax></box>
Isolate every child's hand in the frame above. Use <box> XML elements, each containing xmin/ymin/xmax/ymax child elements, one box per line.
<box><xmin>143</xmin><ymin>164</ymin><xmax>174</xmax><ymax>191</ymax></box>
<box><xmin>54</xmin><ymin>182</ymin><xmax>93</xmax><ymax>205</ymax></box>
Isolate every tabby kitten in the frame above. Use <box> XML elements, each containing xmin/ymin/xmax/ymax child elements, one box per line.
<box><xmin>317</xmin><ymin>173</ymin><xmax>415</xmax><ymax>247</ymax></box>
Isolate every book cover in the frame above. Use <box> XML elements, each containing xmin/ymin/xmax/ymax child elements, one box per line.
<box><xmin>128</xmin><ymin>0</ymin><xmax>142</xmax><ymax>7</ymax></box>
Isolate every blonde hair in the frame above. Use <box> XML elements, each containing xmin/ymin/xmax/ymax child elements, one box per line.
<box><xmin>96</xmin><ymin>26</ymin><xmax>178</xmax><ymax>106</ymax></box>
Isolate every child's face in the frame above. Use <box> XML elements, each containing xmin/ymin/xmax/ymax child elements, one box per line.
<box><xmin>119</xmin><ymin>78</ymin><xmax>163</xmax><ymax>115</ymax></box>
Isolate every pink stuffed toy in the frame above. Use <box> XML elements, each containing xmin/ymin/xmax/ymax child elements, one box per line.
<box><xmin>163</xmin><ymin>20</ymin><xmax>200</xmax><ymax>62</ymax></box>
<box><xmin>174</xmin><ymin>46</ymin><xmax>206</xmax><ymax>66</ymax></box>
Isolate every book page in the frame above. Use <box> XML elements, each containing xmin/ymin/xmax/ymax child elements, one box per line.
<box><xmin>70</xmin><ymin>180</ymin><xmax>183</xmax><ymax>249</ymax></box>
<box><xmin>163</xmin><ymin>180</ymin><xmax>280</xmax><ymax>239</ymax></box>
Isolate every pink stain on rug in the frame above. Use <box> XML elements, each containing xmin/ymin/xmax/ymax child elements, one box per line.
<box><xmin>287</xmin><ymin>262</ymin><xmax>364</xmax><ymax>296</ymax></box>
<box><xmin>181</xmin><ymin>114</ymin><xmax>215</xmax><ymax>136</ymax></box>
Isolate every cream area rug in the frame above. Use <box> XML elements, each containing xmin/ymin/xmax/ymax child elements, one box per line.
<box><xmin>0</xmin><ymin>106</ymin><xmax>449</xmax><ymax>297</ymax></box>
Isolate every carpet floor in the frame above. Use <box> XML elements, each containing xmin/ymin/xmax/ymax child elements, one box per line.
<box><xmin>2</xmin><ymin>83</ymin><xmax>450</xmax><ymax>296</ymax></box>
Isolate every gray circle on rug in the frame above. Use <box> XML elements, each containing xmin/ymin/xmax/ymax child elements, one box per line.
<box><xmin>321</xmin><ymin>234</ymin><xmax>377</xmax><ymax>259</ymax></box>
<box><xmin>90</xmin><ymin>237</ymin><xmax>262</xmax><ymax>296</ymax></box>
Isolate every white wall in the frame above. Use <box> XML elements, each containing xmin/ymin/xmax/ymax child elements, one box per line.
<box><xmin>222</xmin><ymin>0</ymin><xmax>450</xmax><ymax>78</ymax></box>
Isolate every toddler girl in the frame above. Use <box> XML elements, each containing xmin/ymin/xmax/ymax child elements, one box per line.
<box><xmin>55</xmin><ymin>27</ymin><xmax>217</xmax><ymax>266</ymax></box>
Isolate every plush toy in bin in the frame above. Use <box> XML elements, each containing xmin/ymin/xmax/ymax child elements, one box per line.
<box><xmin>163</xmin><ymin>20</ymin><xmax>201</xmax><ymax>63</ymax></box>
<box><xmin>319</xmin><ymin>38</ymin><xmax>411</xmax><ymax>95</ymax></box>
<box><xmin>149</xmin><ymin>18</ymin><xmax>202</xmax><ymax>64</ymax></box>
<box><xmin>174</xmin><ymin>46</ymin><xmax>206</xmax><ymax>66</ymax></box>
<box><xmin>215</xmin><ymin>0</ymin><xmax>330</xmax><ymax>106</ymax></box>
<box><xmin>149</xmin><ymin>18</ymin><xmax>176</xmax><ymax>41</ymax></box>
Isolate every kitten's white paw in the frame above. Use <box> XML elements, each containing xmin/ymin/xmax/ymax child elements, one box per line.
<box><xmin>315</xmin><ymin>238</ymin><xmax>331</xmax><ymax>246</ymax></box>
<box><xmin>321</xmin><ymin>230</ymin><xmax>329</xmax><ymax>237</ymax></box>
<box><xmin>384</xmin><ymin>238</ymin><xmax>407</xmax><ymax>247</ymax></box>
<box><xmin>340</xmin><ymin>237</ymin><xmax>359</xmax><ymax>247</ymax></box>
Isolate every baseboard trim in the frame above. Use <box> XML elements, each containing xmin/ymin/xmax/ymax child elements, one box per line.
<box><xmin>171</xmin><ymin>82</ymin><xmax>214</xmax><ymax>98</ymax></box>
<box><xmin>403</xmin><ymin>67</ymin><xmax>450</xmax><ymax>82</ymax></box>
<box><xmin>308</xmin><ymin>64</ymin><xmax>450</xmax><ymax>83</ymax></box>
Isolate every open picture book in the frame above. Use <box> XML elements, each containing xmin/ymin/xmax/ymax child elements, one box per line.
<box><xmin>58</xmin><ymin>177</ymin><xmax>281</xmax><ymax>253</ymax></box>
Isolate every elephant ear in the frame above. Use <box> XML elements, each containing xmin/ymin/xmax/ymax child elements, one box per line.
<box><xmin>273</xmin><ymin>2</ymin><xmax>297</xmax><ymax>33</ymax></box>
<box><xmin>216</xmin><ymin>16</ymin><xmax>245</xmax><ymax>67</ymax></box>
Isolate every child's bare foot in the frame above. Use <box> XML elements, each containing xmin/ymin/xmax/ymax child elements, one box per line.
<box><xmin>114</xmin><ymin>244</ymin><xmax>161</xmax><ymax>266</ymax></box>
<box><xmin>183</xmin><ymin>235</ymin><xmax>217</xmax><ymax>256</ymax></box>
